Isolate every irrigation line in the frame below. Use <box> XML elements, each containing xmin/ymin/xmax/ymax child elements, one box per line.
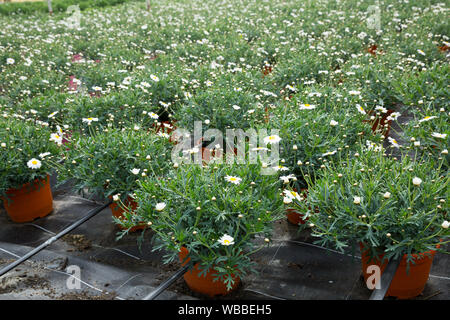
<box><xmin>143</xmin><ymin>265</ymin><xmax>189</xmax><ymax>300</ymax></box>
<box><xmin>0</xmin><ymin>200</ymin><xmax>112</xmax><ymax>278</ymax></box>
<box><xmin>243</xmin><ymin>288</ymin><xmax>287</xmax><ymax>300</ymax></box>
<box><xmin>24</xmin><ymin>223</ymin><xmax>57</xmax><ymax>235</ymax></box>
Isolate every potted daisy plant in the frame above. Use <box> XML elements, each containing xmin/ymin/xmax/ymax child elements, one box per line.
<box><xmin>289</xmin><ymin>147</ymin><xmax>449</xmax><ymax>299</ymax></box>
<box><xmin>132</xmin><ymin>162</ymin><xmax>283</xmax><ymax>296</ymax></box>
<box><xmin>269</xmin><ymin>100</ymin><xmax>375</xmax><ymax>225</ymax></box>
<box><xmin>56</xmin><ymin>125</ymin><xmax>173</xmax><ymax>231</ymax></box>
<box><xmin>0</xmin><ymin>117</ymin><xmax>61</xmax><ymax>222</ymax></box>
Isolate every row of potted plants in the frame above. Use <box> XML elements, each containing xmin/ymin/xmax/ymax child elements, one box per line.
<box><xmin>1</xmin><ymin>107</ymin><xmax>448</xmax><ymax>299</ymax></box>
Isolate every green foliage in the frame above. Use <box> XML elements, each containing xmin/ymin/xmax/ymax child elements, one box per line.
<box><xmin>56</xmin><ymin>126</ymin><xmax>173</xmax><ymax>202</ymax></box>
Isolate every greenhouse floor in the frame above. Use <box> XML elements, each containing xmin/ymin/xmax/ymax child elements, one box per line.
<box><xmin>0</xmin><ymin>178</ymin><xmax>448</xmax><ymax>300</ymax></box>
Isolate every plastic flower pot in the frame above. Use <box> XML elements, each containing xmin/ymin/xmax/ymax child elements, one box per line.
<box><xmin>286</xmin><ymin>208</ymin><xmax>308</xmax><ymax>225</ymax></box>
<box><xmin>109</xmin><ymin>196</ymin><xmax>146</xmax><ymax>232</ymax></box>
<box><xmin>179</xmin><ymin>246</ymin><xmax>240</xmax><ymax>297</ymax></box>
<box><xmin>286</xmin><ymin>189</ymin><xmax>309</xmax><ymax>225</ymax></box>
<box><xmin>2</xmin><ymin>175</ymin><xmax>53</xmax><ymax>223</ymax></box>
<box><xmin>360</xmin><ymin>242</ymin><xmax>438</xmax><ymax>299</ymax></box>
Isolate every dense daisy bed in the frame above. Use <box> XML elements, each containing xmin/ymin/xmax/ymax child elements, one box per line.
<box><xmin>0</xmin><ymin>0</ymin><xmax>449</xmax><ymax>300</ymax></box>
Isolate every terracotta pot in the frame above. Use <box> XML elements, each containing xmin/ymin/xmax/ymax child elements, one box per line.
<box><xmin>179</xmin><ymin>247</ymin><xmax>240</xmax><ymax>297</ymax></box>
<box><xmin>2</xmin><ymin>175</ymin><xmax>53</xmax><ymax>223</ymax></box>
<box><xmin>286</xmin><ymin>188</ymin><xmax>309</xmax><ymax>225</ymax></box>
<box><xmin>360</xmin><ymin>242</ymin><xmax>437</xmax><ymax>299</ymax></box>
<box><xmin>286</xmin><ymin>208</ymin><xmax>308</xmax><ymax>225</ymax></box>
<box><xmin>262</xmin><ymin>65</ymin><xmax>272</xmax><ymax>76</ymax></box>
<box><xmin>109</xmin><ymin>196</ymin><xmax>146</xmax><ymax>232</ymax></box>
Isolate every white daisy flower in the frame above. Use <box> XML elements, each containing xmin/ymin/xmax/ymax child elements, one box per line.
<box><xmin>283</xmin><ymin>196</ymin><xmax>293</xmax><ymax>204</ymax></box>
<box><xmin>218</xmin><ymin>234</ymin><xmax>235</xmax><ymax>246</ymax></box>
<box><xmin>280</xmin><ymin>174</ymin><xmax>297</xmax><ymax>184</ymax></box>
<box><xmin>157</xmin><ymin>132</ymin><xmax>170</xmax><ymax>138</ymax></box>
<box><xmin>6</xmin><ymin>58</ymin><xmax>15</xmax><ymax>65</ymax></box>
<box><xmin>131</xmin><ymin>168</ymin><xmax>140</xmax><ymax>175</ymax></box>
<box><xmin>148</xmin><ymin>112</ymin><xmax>159</xmax><ymax>119</ymax></box>
<box><xmin>419</xmin><ymin>116</ymin><xmax>437</xmax><ymax>123</ymax></box>
<box><xmin>48</xmin><ymin>111</ymin><xmax>59</xmax><ymax>118</ymax></box>
<box><xmin>273</xmin><ymin>165</ymin><xmax>289</xmax><ymax>171</ymax></box>
<box><xmin>50</xmin><ymin>133</ymin><xmax>63</xmax><ymax>145</ymax></box>
<box><xmin>322</xmin><ymin>150</ymin><xmax>337</xmax><ymax>157</ymax></box>
<box><xmin>283</xmin><ymin>189</ymin><xmax>302</xmax><ymax>202</ymax></box>
<box><xmin>356</xmin><ymin>104</ymin><xmax>366</xmax><ymax>115</ymax></box>
<box><xmin>155</xmin><ymin>202</ymin><xmax>166</xmax><ymax>211</ymax></box>
<box><xmin>82</xmin><ymin>117</ymin><xmax>99</xmax><ymax>125</ymax></box>
<box><xmin>27</xmin><ymin>158</ymin><xmax>42</xmax><ymax>169</ymax></box>
<box><xmin>386</xmin><ymin>112</ymin><xmax>401</xmax><ymax>121</ymax></box>
<box><xmin>431</xmin><ymin>132</ymin><xmax>447</xmax><ymax>139</ymax></box>
<box><xmin>299</xmin><ymin>103</ymin><xmax>316</xmax><ymax>110</ymax></box>
<box><xmin>366</xmin><ymin>141</ymin><xmax>382</xmax><ymax>152</ymax></box>
<box><xmin>330</xmin><ymin>120</ymin><xmax>338</xmax><ymax>126</ymax></box>
<box><xmin>150</xmin><ymin>74</ymin><xmax>160</xmax><ymax>82</ymax></box>
<box><xmin>375</xmin><ymin>106</ymin><xmax>388</xmax><ymax>113</ymax></box>
<box><xmin>388</xmin><ymin>137</ymin><xmax>400</xmax><ymax>148</ymax></box>
<box><xmin>412</xmin><ymin>177</ymin><xmax>422</xmax><ymax>186</ymax></box>
<box><xmin>263</xmin><ymin>135</ymin><xmax>281</xmax><ymax>144</ymax></box>
<box><xmin>225</xmin><ymin>175</ymin><xmax>242</xmax><ymax>185</ymax></box>
<box><xmin>417</xmin><ymin>49</ymin><xmax>426</xmax><ymax>56</ymax></box>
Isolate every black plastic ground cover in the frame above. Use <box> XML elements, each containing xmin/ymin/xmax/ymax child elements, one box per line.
<box><xmin>0</xmin><ymin>200</ymin><xmax>112</xmax><ymax>278</ymax></box>
<box><xmin>0</xmin><ymin>179</ymin><xmax>448</xmax><ymax>300</ymax></box>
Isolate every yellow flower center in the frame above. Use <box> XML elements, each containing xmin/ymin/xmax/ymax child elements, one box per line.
<box><xmin>224</xmin><ymin>240</ymin><xmax>230</xmax><ymax>244</ymax></box>
<box><xmin>32</xmin><ymin>160</ymin><xmax>37</xmax><ymax>165</ymax></box>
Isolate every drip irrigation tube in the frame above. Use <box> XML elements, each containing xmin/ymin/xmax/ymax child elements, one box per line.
<box><xmin>0</xmin><ymin>200</ymin><xmax>112</xmax><ymax>278</ymax></box>
<box><xmin>143</xmin><ymin>265</ymin><xmax>189</xmax><ymax>300</ymax></box>
<box><xmin>369</xmin><ymin>258</ymin><xmax>400</xmax><ymax>300</ymax></box>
